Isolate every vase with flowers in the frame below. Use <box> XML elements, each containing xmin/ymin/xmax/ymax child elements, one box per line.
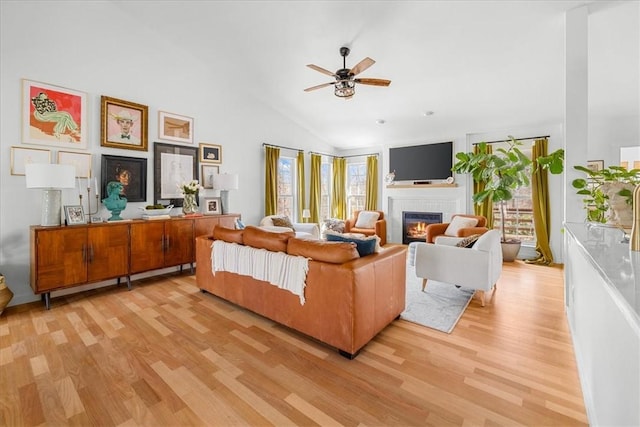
<box><xmin>178</xmin><ymin>180</ymin><xmax>203</xmax><ymax>215</ymax></box>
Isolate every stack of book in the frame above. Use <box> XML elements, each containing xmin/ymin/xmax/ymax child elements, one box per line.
<box><xmin>142</xmin><ymin>214</ymin><xmax>171</xmax><ymax>220</ymax></box>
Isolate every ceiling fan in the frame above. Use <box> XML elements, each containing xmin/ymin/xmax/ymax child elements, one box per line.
<box><xmin>304</xmin><ymin>46</ymin><xmax>391</xmax><ymax>99</ymax></box>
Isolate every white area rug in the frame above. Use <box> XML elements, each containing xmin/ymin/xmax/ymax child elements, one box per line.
<box><xmin>401</xmin><ymin>266</ymin><xmax>474</xmax><ymax>333</ymax></box>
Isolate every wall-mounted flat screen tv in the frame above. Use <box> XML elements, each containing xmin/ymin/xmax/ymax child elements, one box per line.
<box><xmin>389</xmin><ymin>141</ymin><xmax>453</xmax><ymax>182</ymax></box>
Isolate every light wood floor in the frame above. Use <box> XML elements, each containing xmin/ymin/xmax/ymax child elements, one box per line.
<box><xmin>0</xmin><ymin>261</ymin><xmax>587</xmax><ymax>426</ymax></box>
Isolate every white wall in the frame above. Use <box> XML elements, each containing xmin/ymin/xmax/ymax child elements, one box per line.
<box><xmin>0</xmin><ymin>2</ymin><xmax>334</xmax><ymax>306</ymax></box>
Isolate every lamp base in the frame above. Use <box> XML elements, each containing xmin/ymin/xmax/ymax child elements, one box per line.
<box><xmin>220</xmin><ymin>190</ymin><xmax>230</xmax><ymax>215</ymax></box>
<box><xmin>41</xmin><ymin>189</ymin><xmax>62</xmax><ymax>226</ymax></box>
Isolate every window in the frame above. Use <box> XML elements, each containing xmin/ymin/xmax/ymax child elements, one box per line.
<box><xmin>320</xmin><ymin>161</ymin><xmax>331</xmax><ymax>220</ymax></box>
<box><xmin>347</xmin><ymin>161</ymin><xmax>366</xmax><ymax>217</ymax></box>
<box><xmin>277</xmin><ymin>157</ymin><xmax>295</xmax><ymax>218</ymax></box>
<box><xmin>491</xmin><ymin>145</ymin><xmax>535</xmax><ymax>245</ymax></box>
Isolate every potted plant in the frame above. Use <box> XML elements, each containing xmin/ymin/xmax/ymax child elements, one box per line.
<box><xmin>452</xmin><ymin>136</ymin><xmax>564</xmax><ymax>261</ymax></box>
<box><xmin>572</xmin><ymin>165</ymin><xmax>640</xmax><ymax>229</ymax></box>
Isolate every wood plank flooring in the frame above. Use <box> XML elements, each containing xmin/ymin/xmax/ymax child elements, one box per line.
<box><xmin>0</xmin><ymin>261</ymin><xmax>588</xmax><ymax>426</ymax></box>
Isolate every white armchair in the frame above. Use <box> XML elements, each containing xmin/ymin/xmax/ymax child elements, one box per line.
<box><xmin>414</xmin><ymin>230</ymin><xmax>502</xmax><ymax>306</ymax></box>
<box><xmin>259</xmin><ymin>215</ymin><xmax>320</xmax><ymax>240</ymax></box>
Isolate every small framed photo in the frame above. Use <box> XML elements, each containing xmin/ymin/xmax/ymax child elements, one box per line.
<box><xmin>57</xmin><ymin>151</ymin><xmax>92</xmax><ymax>178</ymax></box>
<box><xmin>587</xmin><ymin>160</ymin><xmax>604</xmax><ymax>172</ymax></box>
<box><xmin>158</xmin><ymin>111</ymin><xmax>193</xmax><ymax>144</ymax></box>
<box><xmin>64</xmin><ymin>205</ymin><xmax>86</xmax><ymax>225</ymax></box>
<box><xmin>199</xmin><ymin>143</ymin><xmax>222</xmax><ymax>164</ymax></box>
<box><xmin>201</xmin><ymin>164</ymin><xmax>219</xmax><ymax>189</ymax></box>
<box><xmin>203</xmin><ymin>197</ymin><xmax>222</xmax><ymax>215</ymax></box>
<box><xmin>10</xmin><ymin>146</ymin><xmax>51</xmax><ymax>175</ymax></box>
<box><xmin>22</xmin><ymin>79</ymin><xmax>88</xmax><ymax>150</ymax></box>
<box><xmin>101</xmin><ymin>96</ymin><xmax>148</xmax><ymax>151</ymax></box>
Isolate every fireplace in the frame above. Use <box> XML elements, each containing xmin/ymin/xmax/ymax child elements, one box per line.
<box><xmin>402</xmin><ymin>211</ymin><xmax>443</xmax><ymax>244</ymax></box>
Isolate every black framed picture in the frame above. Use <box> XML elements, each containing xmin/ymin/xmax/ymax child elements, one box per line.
<box><xmin>154</xmin><ymin>142</ymin><xmax>198</xmax><ymax>207</ymax></box>
<box><xmin>101</xmin><ymin>154</ymin><xmax>147</xmax><ymax>202</ymax></box>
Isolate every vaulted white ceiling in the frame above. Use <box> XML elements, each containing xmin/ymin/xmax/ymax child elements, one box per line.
<box><xmin>113</xmin><ymin>0</ymin><xmax>637</xmax><ymax>149</ymax></box>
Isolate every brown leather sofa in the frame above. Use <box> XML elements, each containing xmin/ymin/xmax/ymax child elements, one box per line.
<box><xmin>196</xmin><ymin>226</ymin><xmax>406</xmax><ymax>358</ymax></box>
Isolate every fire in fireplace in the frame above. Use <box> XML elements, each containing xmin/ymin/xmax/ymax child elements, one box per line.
<box><xmin>402</xmin><ymin>211</ymin><xmax>443</xmax><ymax>244</ymax></box>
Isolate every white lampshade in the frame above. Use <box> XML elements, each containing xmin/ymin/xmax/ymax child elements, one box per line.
<box><xmin>212</xmin><ymin>173</ymin><xmax>239</xmax><ymax>191</ymax></box>
<box><xmin>25</xmin><ymin>163</ymin><xmax>76</xmax><ymax>226</ymax></box>
<box><xmin>25</xmin><ymin>163</ymin><xmax>76</xmax><ymax>189</ymax></box>
<box><xmin>302</xmin><ymin>209</ymin><xmax>311</xmax><ymax>218</ymax></box>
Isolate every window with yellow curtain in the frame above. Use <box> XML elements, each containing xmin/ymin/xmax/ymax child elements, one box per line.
<box><xmin>346</xmin><ymin>161</ymin><xmax>366</xmax><ymax>217</ymax></box>
<box><xmin>277</xmin><ymin>156</ymin><xmax>295</xmax><ymax>218</ymax></box>
<box><xmin>320</xmin><ymin>159</ymin><xmax>332</xmax><ymax>220</ymax></box>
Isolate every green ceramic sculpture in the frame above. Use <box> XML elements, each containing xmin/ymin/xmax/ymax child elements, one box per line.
<box><xmin>102</xmin><ymin>181</ymin><xmax>127</xmax><ymax>221</ymax></box>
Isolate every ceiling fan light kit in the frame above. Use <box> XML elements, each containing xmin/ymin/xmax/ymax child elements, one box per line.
<box><xmin>305</xmin><ymin>46</ymin><xmax>391</xmax><ymax>99</ymax></box>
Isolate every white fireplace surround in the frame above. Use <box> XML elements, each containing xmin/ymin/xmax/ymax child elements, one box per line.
<box><xmin>388</xmin><ymin>196</ymin><xmax>462</xmax><ymax>244</ymax></box>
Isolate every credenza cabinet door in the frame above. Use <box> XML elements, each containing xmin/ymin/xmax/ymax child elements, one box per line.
<box><xmin>130</xmin><ymin>222</ymin><xmax>166</xmax><ymax>274</ymax></box>
<box><xmin>164</xmin><ymin>219</ymin><xmax>194</xmax><ymax>267</ymax></box>
<box><xmin>31</xmin><ymin>227</ymin><xmax>87</xmax><ymax>292</ymax></box>
<box><xmin>87</xmin><ymin>224</ymin><xmax>129</xmax><ymax>282</ymax></box>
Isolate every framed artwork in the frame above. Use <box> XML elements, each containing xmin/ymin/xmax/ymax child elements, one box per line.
<box><xmin>101</xmin><ymin>154</ymin><xmax>147</xmax><ymax>203</ymax></box>
<box><xmin>203</xmin><ymin>197</ymin><xmax>222</xmax><ymax>215</ymax></box>
<box><xmin>587</xmin><ymin>160</ymin><xmax>604</xmax><ymax>172</ymax></box>
<box><xmin>10</xmin><ymin>146</ymin><xmax>51</xmax><ymax>175</ymax></box>
<box><xmin>64</xmin><ymin>205</ymin><xmax>86</xmax><ymax>225</ymax></box>
<box><xmin>201</xmin><ymin>164</ymin><xmax>219</xmax><ymax>189</ymax></box>
<box><xmin>158</xmin><ymin>111</ymin><xmax>193</xmax><ymax>144</ymax></box>
<box><xmin>199</xmin><ymin>143</ymin><xmax>222</xmax><ymax>164</ymax></box>
<box><xmin>57</xmin><ymin>151</ymin><xmax>92</xmax><ymax>178</ymax></box>
<box><xmin>22</xmin><ymin>79</ymin><xmax>88</xmax><ymax>149</ymax></box>
<box><xmin>100</xmin><ymin>96</ymin><xmax>148</xmax><ymax>151</ymax></box>
<box><xmin>154</xmin><ymin>142</ymin><xmax>198</xmax><ymax>207</ymax></box>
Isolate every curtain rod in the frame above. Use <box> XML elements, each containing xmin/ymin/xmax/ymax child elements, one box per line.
<box><xmin>309</xmin><ymin>151</ymin><xmax>379</xmax><ymax>158</ymax></box>
<box><xmin>472</xmin><ymin>135</ymin><xmax>550</xmax><ymax>145</ymax></box>
<box><xmin>262</xmin><ymin>142</ymin><xmax>303</xmax><ymax>152</ymax></box>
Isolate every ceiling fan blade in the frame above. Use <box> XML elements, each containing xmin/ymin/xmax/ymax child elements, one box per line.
<box><xmin>306</xmin><ymin>64</ymin><xmax>337</xmax><ymax>77</ymax></box>
<box><xmin>304</xmin><ymin>82</ymin><xmax>335</xmax><ymax>92</ymax></box>
<box><xmin>355</xmin><ymin>78</ymin><xmax>391</xmax><ymax>87</ymax></box>
<box><xmin>349</xmin><ymin>57</ymin><xmax>375</xmax><ymax>76</ymax></box>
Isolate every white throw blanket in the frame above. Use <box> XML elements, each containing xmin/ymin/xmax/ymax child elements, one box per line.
<box><xmin>211</xmin><ymin>240</ymin><xmax>309</xmax><ymax>305</ymax></box>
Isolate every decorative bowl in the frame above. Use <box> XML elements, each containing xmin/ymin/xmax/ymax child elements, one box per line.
<box><xmin>139</xmin><ymin>205</ymin><xmax>174</xmax><ymax>216</ymax></box>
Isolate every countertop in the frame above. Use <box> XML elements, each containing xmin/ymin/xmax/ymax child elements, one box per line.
<box><xmin>565</xmin><ymin>222</ymin><xmax>640</xmax><ymax>324</ymax></box>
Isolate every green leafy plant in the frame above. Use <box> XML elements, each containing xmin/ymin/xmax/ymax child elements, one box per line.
<box><xmin>452</xmin><ymin>136</ymin><xmax>564</xmax><ymax>243</ymax></box>
<box><xmin>571</xmin><ymin>165</ymin><xmax>640</xmax><ymax>223</ymax></box>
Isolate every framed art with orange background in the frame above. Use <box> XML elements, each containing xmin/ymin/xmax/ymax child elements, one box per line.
<box><xmin>22</xmin><ymin>79</ymin><xmax>88</xmax><ymax>149</ymax></box>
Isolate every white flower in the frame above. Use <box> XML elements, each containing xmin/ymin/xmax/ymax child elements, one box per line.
<box><xmin>178</xmin><ymin>180</ymin><xmax>203</xmax><ymax>195</ymax></box>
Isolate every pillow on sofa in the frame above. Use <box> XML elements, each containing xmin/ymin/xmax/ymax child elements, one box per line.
<box><xmin>321</xmin><ymin>218</ymin><xmax>346</xmax><ymax>238</ymax></box>
<box><xmin>271</xmin><ymin>216</ymin><xmax>294</xmax><ymax>230</ymax></box>
<box><xmin>243</xmin><ymin>225</ymin><xmax>294</xmax><ymax>252</ymax></box>
<box><xmin>325</xmin><ymin>232</ymin><xmax>377</xmax><ymax>256</ymax></box>
<box><xmin>355</xmin><ymin>211</ymin><xmax>380</xmax><ymax>228</ymax></box>
<box><xmin>234</xmin><ymin>218</ymin><xmax>245</xmax><ymax>230</ymax></box>
<box><xmin>213</xmin><ymin>225</ymin><xmax>244</xmax><ymax>244</ymax></box>
<box><xmin>444</xmin><ymin>216</ymin><xmax>478</xmax><ymax>236</ymax></box>
<box><xmin>287</xmin><ymin>238</ymin><xmax>360</xmax><ymax>264</ymax></box>
<box><xmin>455</xmin><ymin>234</ymin><xmax>481</xmax><ymax>248</ymax></box>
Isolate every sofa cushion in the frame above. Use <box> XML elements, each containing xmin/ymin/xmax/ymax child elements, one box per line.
<box><xmin>325</xmin><ymin>232</ymin><xmax>377</xmax><ymax>257</ymax></box>
<box><xmin>287</xmin><ymin>237</ymin><xmax>360</xmax><ymax>264</ymax></box>
<box><xmin>243</xmin><ymin>225</ymin><xmax>294</xmax><ymax>252</ymax></box>
<box><xmin>444</xmin><ymin>216</ymin><xmax>478</xmax><ymax>236</ymax></box>
<box><xmin>271</xmin><ymin>216</ymin><xmax>294</xmax><ymax>230</ymax></box>
<box><xmin>213</xmin><ymin>226</ymin><xmax>244</xmax><ymax>244</ymax></box>
<box><xmin>321</xmin><ymin>218</ymin><xmax>346</xmax><ymax>238</ymax></box>
<box><xmin>355</xmin><ymin>211</ymin><xmax>380</xmax><ymax>228</ymax></box>
<box><xmin>455</xmin><ymin>234</ymin><xmax>481</xmax><ymax>248</ymax></box>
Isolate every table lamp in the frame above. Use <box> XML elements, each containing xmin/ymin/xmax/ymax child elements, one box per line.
<box><xmin>25</xmin><ymin>163</ymin><xmax>76</xmax><ymax>226</ymax></box>
<box><xmin>213</xmin><ymin>173</ymin><xmax>239</xmax><ymax>215</ymax></box>
<box><xmin>302</xmin><ymin>209</ymin><xmax>311</xmax><ymax>223</ymax></box>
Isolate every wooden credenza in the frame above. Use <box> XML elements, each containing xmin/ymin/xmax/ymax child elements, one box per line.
<box><xmin>30</xmin><ymin>214</ymin><xmax>239</xmax><ymax>309</ymax></box>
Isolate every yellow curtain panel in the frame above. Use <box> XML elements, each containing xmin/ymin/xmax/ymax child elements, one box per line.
<box><xmin>264</xmin><ymin>145</ymin><xmax>279</xmax><ymax>216</ymax></box>
<box><xmin>309</xmin><ymin>153</ymin><xmax>321</xmax><ymax>224</ymax></box>
<box><xmin>331</xmin><ymin>157</ymin><xmax>347</xmax><ymax>219</ymax></box>
<box><xmin>528</xmin><ymin>138</ymin><xmax>554</xmax><ymax>265</ymax></box>
<box><xmin>365</xmin><ymin>155</ymin><xmax>378</xmax><ymax>210</ymax></box>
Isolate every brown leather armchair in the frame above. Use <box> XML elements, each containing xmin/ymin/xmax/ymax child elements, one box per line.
<box><xmin>344</xmin><ymin>210</ymin><xmax>387</xmax><ymax>246</ymax></box>
<box><xmin>425</xmin><ymin>214</ymin><xmax>489</xmax><ymax>244</ymax></box>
